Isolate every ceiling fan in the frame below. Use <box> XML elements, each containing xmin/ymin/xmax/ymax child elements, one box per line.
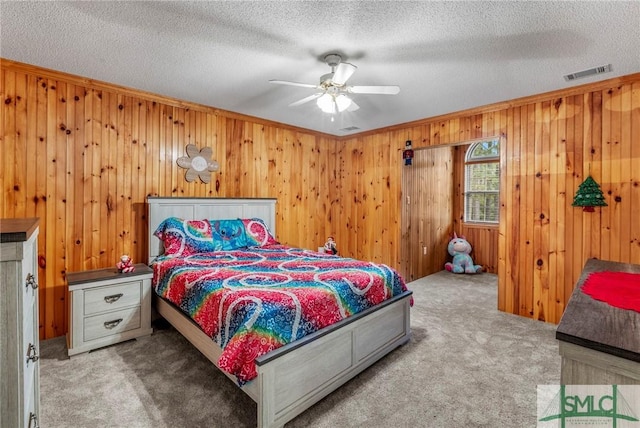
<box><xmin>269</xmin><ymin>54</ymin><xmax>400</xmax><ymax>114</ymax></box>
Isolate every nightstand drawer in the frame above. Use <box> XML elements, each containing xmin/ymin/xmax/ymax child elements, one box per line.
<box><xmin>84</xmin><ymin>307</ymin><xmax>141</xmax><ymax>342</ymax></box>
<box><xmin>84</xmin><ymin>282</ymin><xmax>141</xmax><ymax>315</ymax></box>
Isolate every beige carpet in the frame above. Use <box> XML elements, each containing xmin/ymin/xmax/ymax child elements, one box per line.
<box><xmin>39</xmin><ymin>271</ymin><xmax>560</xmax><ymax>427</ymax></box>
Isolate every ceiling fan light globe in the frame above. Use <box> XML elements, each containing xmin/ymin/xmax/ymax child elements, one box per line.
<box><xmin>317</xmin><ymin>93</ymin><xmax>336</xmax><ymax>114</ymax></box>
<box><xmin>335</xmin><ymin>94</ymin><xmax>352</xmax><ymax>112</ymax></box>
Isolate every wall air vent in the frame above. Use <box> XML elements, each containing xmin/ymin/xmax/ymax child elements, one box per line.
<box><xmin>339</xmin><ymin>126</ymin><xmax>360</xmax><ymax>132</ymax></box>
<box><xmin>563</xmin><ymin>64</ymin><xmax>612</xmax><ymax>81</ymax></box>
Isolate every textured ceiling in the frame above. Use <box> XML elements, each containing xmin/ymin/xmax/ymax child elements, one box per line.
<box><xmin>2</xmin><ymin>1</ymin><xmax>639</xmax><ymax>136</ymax></box>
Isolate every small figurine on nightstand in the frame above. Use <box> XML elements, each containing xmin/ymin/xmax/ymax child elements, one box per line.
<box><xmin>324</xmin><ymin>236</ymin><xmax>338</xmax><ymax>255</ymax></box>
<box><xmin>116</xmin><ymin>255</ymin><xmax>135</xmax><ymax>273</ymax></box>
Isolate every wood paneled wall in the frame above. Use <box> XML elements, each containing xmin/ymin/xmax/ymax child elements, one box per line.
<box><xmin>1</xmin><ymin>60</ymin><xmax>337</xmax><ymax>339</ymax></box>
<box><xmin>329</xmin><ymin>135</ymin><xmax>404</xmax><ymax>266</ymax></box>
<box><xmin>497</xmin><ymin>84</ymin><xmax>640</xmax><ymax>322</ymax></box>
<box><xmin>400</xmin><ymin>146</ymin><xmax>455</xmax><ymax>282</ymax></box>
<box><xmin>2</xmin><ymin>58</ymin><xmax>639</xmax><ymax>337</ymax></box>
<box><xmin>341</xmin><ymin>74</ymin><xmax>640</xmax><ymax>323</ymax></box>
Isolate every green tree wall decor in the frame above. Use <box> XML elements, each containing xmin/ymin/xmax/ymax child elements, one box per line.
<box><xmin>572</xmin><ymin>175</ymin><xmax>607</xmax><ymax>212</ymax></box>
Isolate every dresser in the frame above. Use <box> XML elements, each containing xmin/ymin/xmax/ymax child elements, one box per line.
<box><xmin>0</xmin><ymin>218</ymin><xmax>40</xmax><ymax>428</ymax></box>
<box><xmin>67</xmin><ymin>264</ymin><xmax>153</xmax><ymax>356</ymax></box>
<box><xmin>556</xmin><ymin>258</ymin><xmax>640</xmax><ymax>384</ymax></box>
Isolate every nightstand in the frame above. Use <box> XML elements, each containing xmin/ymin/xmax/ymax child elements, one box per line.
<box><xmin>67</xmin><ymin>264</ymin><xmax>153</xmax><ymax>356</ymax></box>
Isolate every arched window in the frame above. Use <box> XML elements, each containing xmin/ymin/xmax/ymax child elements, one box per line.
<box><xmin>464</xmin><ymin>139</ymin><xmax>500</xmax><ymax>224</ymax></box>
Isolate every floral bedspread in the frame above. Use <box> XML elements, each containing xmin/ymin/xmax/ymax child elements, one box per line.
<box><xmin>152</xmin><ymin>245</ymin><xmax>408</xmax><ymax>384</ymax></box>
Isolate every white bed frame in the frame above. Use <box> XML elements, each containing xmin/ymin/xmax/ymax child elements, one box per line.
<box><xmin>147</xmin><ymin>197</ymin><xmax>412</xmax><ymax>428</ymax></box>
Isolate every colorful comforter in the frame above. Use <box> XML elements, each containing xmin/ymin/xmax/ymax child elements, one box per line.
<box><xmin>152</xmin><ymin>245</ymin><xmax>408</xmax><ymax>384</ymax></box>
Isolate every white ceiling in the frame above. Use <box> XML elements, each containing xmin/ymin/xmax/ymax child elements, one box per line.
<box><xmin>2</xmin><ymin>1</ymin><xmax>639</xmax><ymax>136</ymax></box>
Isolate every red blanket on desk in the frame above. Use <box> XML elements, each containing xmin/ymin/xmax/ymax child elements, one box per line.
<box><xmin>582</xmin><ymin>271</ymin><xmax>640</xmax><ymax>313</ymax></box>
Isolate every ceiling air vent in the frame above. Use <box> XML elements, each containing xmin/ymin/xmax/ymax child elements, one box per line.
<box><xmin>564</xmin><ymin>64</ymin><xmax>612</xmax><ymax>81</ymax></box>
<box><xmin>339</xmin><ymin>126</ymin><xmax>360</xmax><ymax>132</ymax></box>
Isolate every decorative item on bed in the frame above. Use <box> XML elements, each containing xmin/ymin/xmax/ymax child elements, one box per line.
<box><xmin>152</xmin><ymin>215</ymin><xmax>408</xmax><ymax>384</ymax></box>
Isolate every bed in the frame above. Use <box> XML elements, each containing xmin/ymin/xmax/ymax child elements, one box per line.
<box><xmin>147</xmin><ymin>197</ymin><xmax>412</xmax><ymax>428</ymax></box>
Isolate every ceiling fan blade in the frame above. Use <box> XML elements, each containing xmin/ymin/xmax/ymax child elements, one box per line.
<box><xmin>289</xmin><ymin>93</ymin><xmax>323</xmax><ymax>107</ymax></box>
<box><xmin>269</xmin><ymin>80</ymin><xmax>318</xmax><ymax>89</ymax></box>
<box><xmin>332</xmin><ymin>63</ymin><xmax>357</xmax><ymax>85</ymax></box>
<box><xmin>349</xmin><ymin>85</ymin><xmax>400</xmax><ymax>95</ymax></box>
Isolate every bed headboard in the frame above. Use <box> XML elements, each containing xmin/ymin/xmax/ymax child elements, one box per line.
<box><xmin>147</xmin><ymin>197</ymin><xmax>277</xmax><ymax>264</ymax></box>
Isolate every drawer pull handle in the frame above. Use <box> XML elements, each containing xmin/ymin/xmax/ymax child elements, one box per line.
<box><xmin>26</xmin><ymin>343</ymin><xmax>39</xmax><ymax>365</ymax></box>
<box><xmin>104</xmin><ymin>293</ymin><xmax>124</xmax><ymax>304</ymax></box>
<box><xmin>29</xmin><ymin>412</ymin><xmax>39</xmax><ymax>428</ymax></box>
<box><xmin>25</xmin><ymin>273</ymin><xmax>38</xmax><ymax>290</ymax></box>
<box><xmin>104</xmin><ymin>318</ymin><xmax>123</xmax><ymax>329</ymax></box>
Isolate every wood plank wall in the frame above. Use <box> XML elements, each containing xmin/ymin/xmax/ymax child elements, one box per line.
<box><xmin>342</xmin><ymin>74</ymin><xmax>640</xmax><ymax>323</ymax></box>
<box><xmin>1</xmin><ymin>60</ymin><xmax>337</xmax><ymax>339</ymax></box>
<box><xmin>400</xmin><ymin>146</ymin><xmax>455</xmax><ymax>282</ymax></box>
<box><xmin>2</xmin><ymin>59</ymin><xmax>639</xmax><ymax>337</ymax></box>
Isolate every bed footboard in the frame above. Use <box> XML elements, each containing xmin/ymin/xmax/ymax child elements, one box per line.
<box><xmin>256</xmin><ymin>291</ymin><xmax>412</xmax><ymax>428</ymax></box>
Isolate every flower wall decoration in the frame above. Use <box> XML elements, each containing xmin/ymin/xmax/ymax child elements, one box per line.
<box><xmin>176</xmin><ymin>144</ymin><xmax>219</xmax><ymax>183</ymax></box>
